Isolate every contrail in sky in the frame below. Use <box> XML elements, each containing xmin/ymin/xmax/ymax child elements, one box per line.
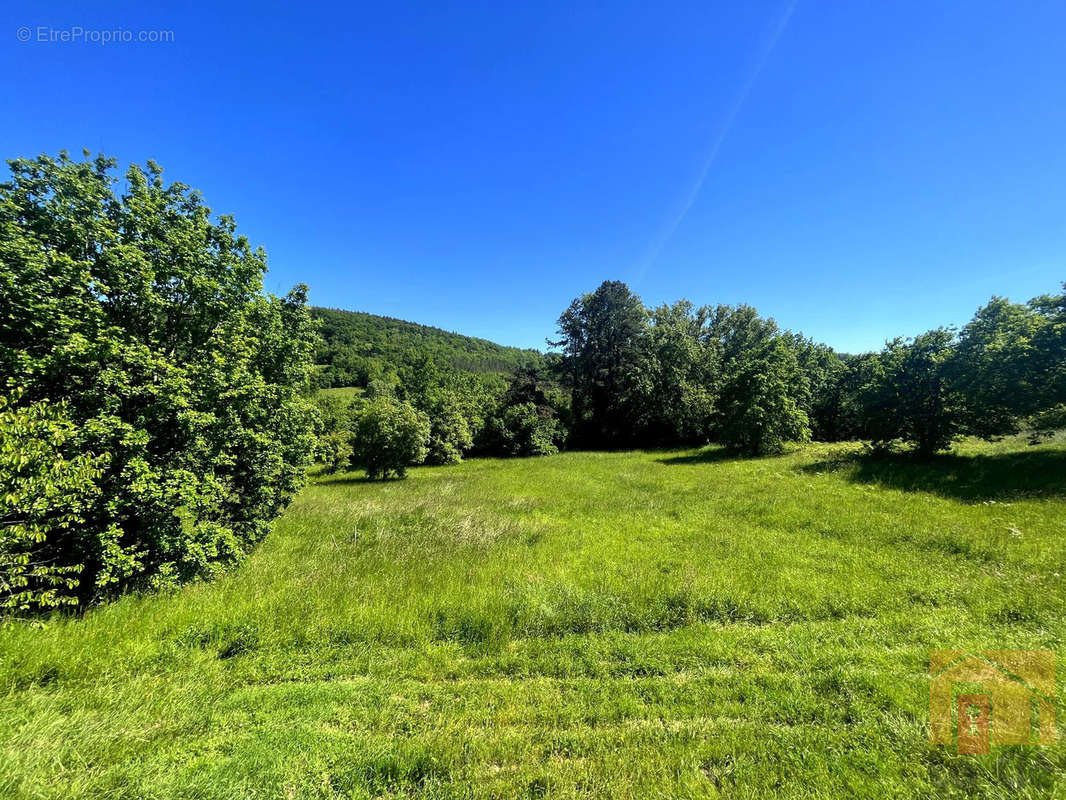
<box><xmin>631</xmin><ymin>0</ymin><xmax>799</xmax><ymax>285</ymax></box>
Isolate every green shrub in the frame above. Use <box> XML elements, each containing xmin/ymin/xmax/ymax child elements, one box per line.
<box><xmin>317</xmin><ymin>431</ymin><xmax>355</xmax><ymax>474</ymax></box>
<box><xmin>350</xmin><ymin>398</ymin><xmax>430</xmax><ymax>479</ymax></box>
<box><xmin>425</xmin><ymin>400</ymin><xmax>474</xmax><ymax>466</ymax></box>
<box><xmin>481</xmin><ymin>402</ymin><xmax>564</xmax><ymax>457</ymax></box>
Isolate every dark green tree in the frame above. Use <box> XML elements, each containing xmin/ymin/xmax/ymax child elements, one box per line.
<box><xmin>640</xmin><ymin>301</ymin><xmax>717</xmax><ymax>445</ymax></box>
<box><xmin>313</xmin><ymin>393</ymin><xmax>355</xmax><ymax>473</ymax></box>
<box><xmin>1029</xmin><ymin>284</ymin><xmax>1066</xmax><ymax>410</ymax></box>
<box><xmin>784</xmin><ymin>334</ymin><xmax>848</xmax><ymax>441</ymax></box>
<box><xmin>707</xmin><ymin>306</ymin><xmax>810</xmax><ymax>455</ymax></box>
<box><xmin>858</xmin><ymin>329</ymin><xmax>962</xmax><ymax>456</ymax></box>
<box><xmin>478</xmin><ymin>367</ymin><xmax>569</xmax><ymax>457</ymax></box>
<box><xmin>552</xmin><ymin>281</ymin><xmax>650</xmax><ymax>447</ymax></box>
<box><xmin>952</xmin><ymin>297</ymin><xmax>1045</xmax><ymax>438</ymax></box>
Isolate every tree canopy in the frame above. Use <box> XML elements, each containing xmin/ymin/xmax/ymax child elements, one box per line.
<box><xmin>0</xmin><ymin>152</ymin><xmax>318</xmax><ymax>611</ymax></box>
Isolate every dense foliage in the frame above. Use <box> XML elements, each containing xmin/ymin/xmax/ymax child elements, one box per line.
<box><xmin>549</xmin><ymin>280</ymin><xmax>1066</xmax><ymax>456</ymax></box>
<box><xmin>856</xmin><ymin>330</ymin><xmax>961</xmax><ymax>456</ymax></box>
<box><xmin>350</xmin><ymin>397</ymin><xmax>430</xmax><ymax>479</ymax></box>
<box><xmin>476</xmin><ymin>368</ymin><xmax>570</xmax><ymax>457</ymax></box>
<box><xmin>0</xmin><ymin>393</ymin><xmax>98</xmax><ymax>612</ymax></box>
<box><xmin>550</xmin><ymin>283</ymin><xmax>817</xmax><ymax>454</ymax></box>
<box><xmin>0</xmin><ymin>153</ymin><xmax>318</xmax><ymax>612</ymax></box>
<box><xmin>318</xmin><ymin>278</ymin><xmax>1066</xmax><ymax>476</ymax></box>
<box><xmin>312</xmin><ymin>307</ymin><xmax>543</xmax><ymax>388</ymax></box>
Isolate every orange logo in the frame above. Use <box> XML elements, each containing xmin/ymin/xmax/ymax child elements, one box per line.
<box><xmin>930</xmin><ymin>650</ymin><xmax>1055</xmax><ymax>754</ymax></box>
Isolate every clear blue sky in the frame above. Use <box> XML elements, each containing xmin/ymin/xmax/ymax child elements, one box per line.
<box><xmin>3</xmin><ymin>1</ymin><xmax>1064</xmax><ymax>353</ymax></box>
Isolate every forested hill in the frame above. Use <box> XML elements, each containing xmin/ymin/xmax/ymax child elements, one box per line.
<box><xmin>311</xmin><ymin>306</ymin><xmax>544</xmax><ymax>387</ymax></box>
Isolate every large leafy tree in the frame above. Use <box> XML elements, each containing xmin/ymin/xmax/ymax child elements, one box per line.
<box><xmin>952</xmin><ymin>297</ymin><xmax>1046</xmax><ymax>438</ymax></box>
<box><xmin>477</xmin><ymin>367</ymin><xmax>569</xmax><ymax>457</ymax></box>
<box><xmin>784</xmin><ymin>333</ymin><xmax>848</xmax><ymax>441</ymax></box>
<box><xmin>552</xmin><ymin>280</ymin><xmax>651</xmax><ymax>447</ymax></box>
<box><xmin>641</xmin><ymin>301</ymin><xmax>718</xmax><ymax>445</ymax></box>
<box><xmin>858</xmin><ymin>329</ymin><xmax>962</xmax><ymax>456</ymax></box>
<box><xmin>0</xmin><ymin>152</ymin><xmax>318</xmax><ymax>610</ymax></box>
<box><xmin>1029</xmin><ymin>285</ymin><xmax>1066</xmax><ymax>407</ymax></box>
<box><xmin>708</xmin><ymin>306</ymin><xmax>810</xmax><ymax>455</ymax></box>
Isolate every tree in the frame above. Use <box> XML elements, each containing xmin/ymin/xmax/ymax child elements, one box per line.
<box><xmin>552</xmin><ymin>281</ymin><xmax>650</xmax><ymax>447</ymax></box>
<box><xmin>1029</xmin><ymin>284</ymin><xmax>1066</xmax><ymax>410</ymax></box>
<box><xmin>952</xmin><ymin>297</ymin><xmax>1045</xmax><ymax>438</ymax></box>
<box><xmin>0</xmin><ymin>152</ymin><xmax>318</xmax><ymax>609</ymax></box>
<box><xmin>858</xmin><ymin>329</ymin><xmax>962</xmax><ymax>456</ymax></box>
<box><xmin>311</xmin><ymin>392</ymin><xmax>355</xmax><ymax>473</ymax></box>
<box><xmin>350</xmin><ymin>398</ymin><xmax>430</xmax><ymax>479</ymax></box>
<box><xmin>785</xmin><ymin>334</ymin><xmax>848</xmax><ymax>441</ymax></box>
<box><xmin>480</xmin><ymin>402</ymin><xmax>564</xmax><ymax>457</ymax></box>
<box><xmin>424</xmin><ymin>392</ymin><xmax>474</xmax><ymax>466</ymax></box>
<box><xmin>706</xmin><ymin>306</ymin><xmax>810</xmax><ymax>455</ymax></box>
<box><xmin>640</xmin><ymin>301</ymin><xmax>717</xmax><ymax>445</ymax></box>
<box><xmin>476</xmin><ymin>367</ymin><xmax>569</xmax><ymax>457</ymax></box>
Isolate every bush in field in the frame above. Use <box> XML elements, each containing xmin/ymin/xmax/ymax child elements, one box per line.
<box><xmin>0</xmin><ymin>152</ymin><xmax>318</xmax><ymax>611</ymax></box>
<box><xmin>317</xmin><ymin>431</ymin><xmax>354</xmax><ymax>474</ymax></box>
<box><xmin>350</xmin><ymin>398</ymin><xmax>430</xmax><ymax>479</ymax></box>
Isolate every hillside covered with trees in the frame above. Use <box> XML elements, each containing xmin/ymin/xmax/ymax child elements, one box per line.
<box><xmin>311</xmin><ymin>307</ymin><xmax>543</xmax><ymax>388</ymax></box>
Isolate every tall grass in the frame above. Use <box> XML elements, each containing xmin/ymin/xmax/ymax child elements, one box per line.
<box><xmin>1</xmin><ymin>437</ymin><xmax>1063</xmax><ymax>798</ymax></box>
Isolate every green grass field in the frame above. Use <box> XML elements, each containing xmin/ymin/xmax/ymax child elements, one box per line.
<box><xmin>1</xmin><ymin>437</ymin><xmax>1064</xmax><ymax>798</ymax></box>
<box><xmin>318</xmin><ymin>386</ymin><xmax>366</xmax><ymax>404</ymax></box>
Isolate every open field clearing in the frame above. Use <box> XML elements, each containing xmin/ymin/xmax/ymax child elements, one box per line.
<box><xmin>1</xmin><ymin>437</ymin><xmax>1064</xmax><ymax>799</ymax></box>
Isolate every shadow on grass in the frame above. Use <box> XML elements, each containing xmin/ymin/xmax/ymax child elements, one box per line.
<box><xmin>313</xmin><ymin>472</ymin><xmax>392</xmax><ymax>485</ymax></box>
<box><xmin>799</xmin><ymin>448</ymin><xmax>1066</xmax><ymax>503</ymax></box>
<box><xmin>656</xmin><ymin>446</ymin><xmax>788</xmax><ymax>466</ymax></box>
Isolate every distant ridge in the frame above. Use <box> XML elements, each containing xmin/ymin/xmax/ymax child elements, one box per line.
<box><xmin>311</xmin><ymin>306</ymin><xmax>543</xmax><ymax>387</ymax></box>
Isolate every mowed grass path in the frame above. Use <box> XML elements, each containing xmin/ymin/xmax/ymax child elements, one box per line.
<box><xmin>1</xmin><ymin>440</ymin><xmax>1064</xmax><ymax>798</ymax></box>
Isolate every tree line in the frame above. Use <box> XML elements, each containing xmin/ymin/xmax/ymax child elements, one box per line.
<box><xmin>552</xmin><ymin>280</ymin><xmax>1066</xmax><ymax>455</ymax></box>
<box><xmin>323</xmin><ymin>278</ymin><xmax>1066</xmax><ymax>478</ymax></box>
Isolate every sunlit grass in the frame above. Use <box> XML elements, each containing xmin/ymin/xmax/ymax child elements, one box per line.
<box><xmin>1</xmin><ymin>437</ymin><xmax>1063</xmax><ymax>798</ymax></box>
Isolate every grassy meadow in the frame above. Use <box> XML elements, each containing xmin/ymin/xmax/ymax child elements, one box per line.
<box><xmin>1</xmin><ymin>436</ymin><xmax>1064</xmax><ymax>798</ymax></box>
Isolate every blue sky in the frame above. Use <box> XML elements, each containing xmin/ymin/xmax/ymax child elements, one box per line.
<box><xmin>3</xmin><ymin>0</ymin><xmax>1064</xmax><ymax>353</ymax></box>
